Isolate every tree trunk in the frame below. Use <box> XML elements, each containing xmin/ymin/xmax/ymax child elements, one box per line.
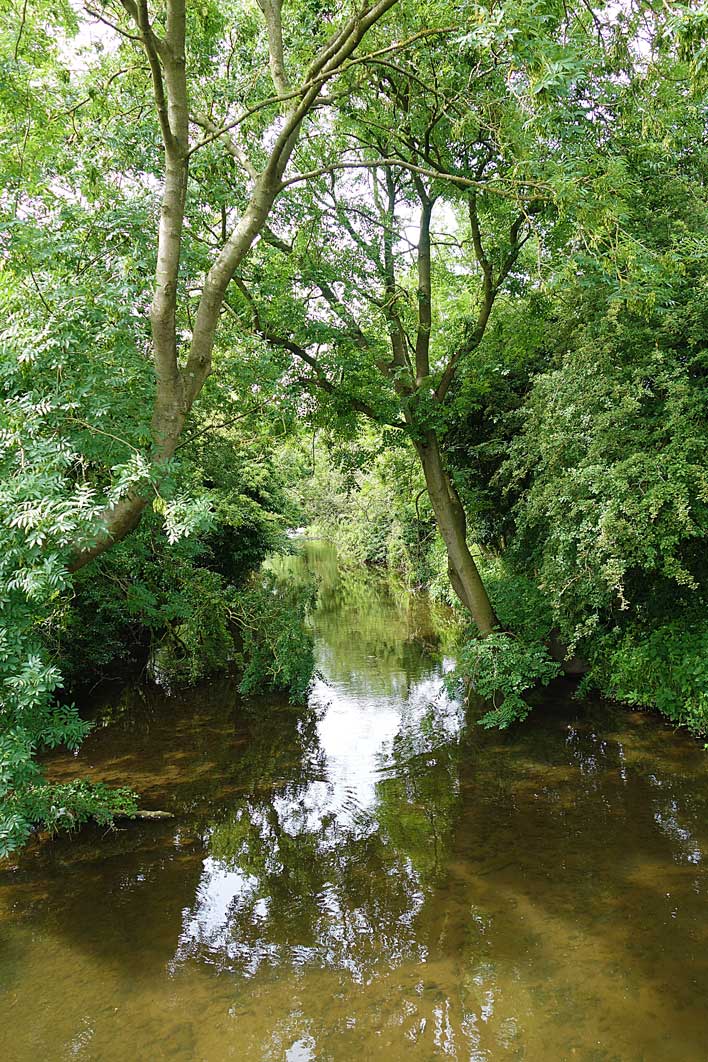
<box><xmin>67</xmin><ymin>410</ymin><xmax>185</xmax><ymax>572</ymax></box>
<box><xmin>67</xmin><ymin>0</ymin><xmax>399</xmax><ymax>573</ymax></box>
<box><xmin>415</xmin><ymin>430</ymin><xmax>499</xmax><ymax>636</ymax></box>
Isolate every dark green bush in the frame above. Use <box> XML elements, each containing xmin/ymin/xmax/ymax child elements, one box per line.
<box><xmin>233</xmin><ymin>569</ymin><xmax>317</xmax><ymax>703</ymax></box>
<box><xmin>582</xmin><ymin>619</ymin><xmax>708</xmax><ymax>735</ymax></box>
<box><xmin>449</xmin><ymin>632</ymin><xmax>560</xmax><ymax>729</ymax></box>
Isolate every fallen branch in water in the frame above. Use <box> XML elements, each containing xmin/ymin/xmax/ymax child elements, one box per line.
<box><xmin>115</xmin><ymin>810</ymin><xmax>175</xmax><ymax>821</ymax></box>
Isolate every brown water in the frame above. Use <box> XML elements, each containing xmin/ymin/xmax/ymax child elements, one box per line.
<box><xmin>1</xmin><ymin>543</ymin><xmax>707</xmax><ymax>1061</ymax></box>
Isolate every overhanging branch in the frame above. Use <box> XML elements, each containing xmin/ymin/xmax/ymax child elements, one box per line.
<box><xmin>278</xmin><ymin>158</ymin><xmax>548</xmax><ymax>199</ymax></box>
<box><xmin>187</xmin><ymin>27</ymin><xmax>454</xmax><ymax>158</ymax></box>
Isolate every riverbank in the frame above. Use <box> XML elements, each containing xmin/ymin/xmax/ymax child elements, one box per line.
<box><xmin>1</xmin><ymin>543</ymin><xmax>707</xmax><ymax>1059</ymax></box>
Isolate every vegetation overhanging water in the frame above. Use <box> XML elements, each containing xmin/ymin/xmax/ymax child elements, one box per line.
<box><xmin>1</xmin><ymin>543</ymin><xmax>706</xmax><ymax>1060</ymax></box>
<box><xmin>5</xmin><ymin>0</ymin><xmax>708</xmax><ymax>861</ymax></box>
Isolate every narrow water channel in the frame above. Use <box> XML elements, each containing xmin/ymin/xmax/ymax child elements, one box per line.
<box><xmin>1</xmin><ymin>543</ymin><xmax>707</xmax><ymax>1060</ymax></box>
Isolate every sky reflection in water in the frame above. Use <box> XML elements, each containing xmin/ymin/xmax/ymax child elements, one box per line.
<box><xmin>1</xmin><ymin>542</ymin><xmax>707</xmax><ymax>1060</ymax></box>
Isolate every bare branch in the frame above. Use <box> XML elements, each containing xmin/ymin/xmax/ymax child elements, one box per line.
<box><xmin>192</xmin><ymin>112</ymin><xmax>258</xmax><ymax>179</ymax></box>
<box><xmin>187</xmin><ymin>27</ymin><xmax>452</xmax><ymax>158</ymax></box>
<box><xmin>226</xmin><ymin>286</ymin><xmax>402</xmax><ymax>427</ymax></box>
<box><xmin>414</xmin><ymin>183</ymin><xmax>435</xmax><ymax>383</ymax></box>
<box><xmin>279</xmin><ymin>157</ymin><xmax>544</xmax><ymax>199</ymax></box>
<box><xmin>84</xmin><ymin>4</ymin><xmax>142</xmax><ymax>42</ymax></box>
<box><xmin>176</xmin><ymin>401</ymin><xmax>273</xmax><ymax>450</ymax></box>
<box><xmin>468</xmin><ymin>192</ymin><xmax>493</xmax><ymax>290</ymax></box>
<box><xmin>380</xmin><ymin>169</ymin><xmax>413</xmax><ymax>381</ymax></box>
<box><xmin>14</xmin><ymin>0</ymin><xmax>28</xmax><ymax>60</ymax></box>
<box><xmin>435</xmin><ymin>204</ymin><xmax>534</xmax><ymax>402</ymax></box>
<box><xmin>256</xmin><ymin>0</ymin><xmax>290</xmax><ymax>97</ymax></box>
<box><xmin>260</xmin><ymin>224</ymin><xmax>293</xmax><ymax>255</ymax></box>
<box><xmin>131</xmin><ymin>1</ymin><xmax>173</xmax><ymax>149</ymax></box>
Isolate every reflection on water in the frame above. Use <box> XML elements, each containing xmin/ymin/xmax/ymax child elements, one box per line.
<box><xmin>1</xmin><ymin>542</ymin><xmax>707</xmax><ymax>1060</ymax></box>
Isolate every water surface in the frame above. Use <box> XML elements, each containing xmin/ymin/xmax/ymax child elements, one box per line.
<box><xmin>1</xmin><ymin>543</ymin><xmax>707</xmax><ymax>1060</ymax></box>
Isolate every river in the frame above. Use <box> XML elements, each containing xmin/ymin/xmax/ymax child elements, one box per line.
<box><xmin>1</xmin><ymin>542</ymin><xmax>707</xmax><ymax>1060</ymax></box>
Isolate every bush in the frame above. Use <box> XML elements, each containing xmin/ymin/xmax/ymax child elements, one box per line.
<box><xmin>233</xmin><ymin>569</ymin><xmax>317</xmax><ymax>703</ymax></box>
<box><xmin>583</xmin><ymin>619</ymin><xmax>708</xmax><ymax>735</ymax></box>
<box><xmin>150</xmin><ymin>567</ymin><xmax>237</xmax><ymax>688</ymax></box>
<box><xmin>1</xmin><ymin>780</ymin><xmax>138</xmax><ymax>856</ymax></box>
<box><xmin>449</xmin><ymin>632</ymin><xmax>560</xmax><ymax>729</ymax></box>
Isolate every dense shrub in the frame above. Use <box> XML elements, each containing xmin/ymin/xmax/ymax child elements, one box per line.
<box><xmin>233</xmin><ymin>569</ymin><xmax>317</xmax><ymax>703</ymax></box>
<box><xmin>582</xmin><ymin>619</ymin><xmax>708</xmax><ymax>736</ymax></box>
<box><xmin>449</xmin><ymin>633</ymin><xmax>560</xmax><ymax>729</ymax></box>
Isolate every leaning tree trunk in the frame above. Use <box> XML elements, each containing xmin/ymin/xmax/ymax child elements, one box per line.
<box><xmin>415</xmin><ymin>430</ymin><xmax>499</xmax><ymax>636</ymax></box>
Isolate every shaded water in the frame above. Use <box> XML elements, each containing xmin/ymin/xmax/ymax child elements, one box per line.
<box><xmin>1</xmin><ymin>542</ymin><xmax>707</xmax><ymax>1060</ymax></box>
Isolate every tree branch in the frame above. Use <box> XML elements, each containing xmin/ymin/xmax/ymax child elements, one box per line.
<box><xmin>380</xmin><ymin>169</ymin><xmax>413</xmax><ymax>382</ymax></box>
<box><xmin>130</xmin><ymin>1</ymin><xmax>174</xmax><ymax>149</ymax></box>
<box><xmin>187</xmin><ymin>27</ymin><xmax>451</xmax><ymax>159</ymax></box>
<box><xmin>71</xmin><ymin>0</ymin><xmax>402</xmax><ymax>569</ymax></box>
<box><xmin>278</xmin><ymin>157</ymin><xmax>542</xmax><ymax>198</ymax></box>
<box><xmin>84</xmin><ymin>4</ymin><xmax>142</xmax><ymax>42</ymax></box>
<box><xmin>413</xmin><ymin>179</ymin><xmax>435</xmax><ymax>383</ymax></box>
<box><xmin>435</xmin><ymin>204</ymin><xmax>533</xmax><ymax>402</ymax></box>
<box><xmin>14</xmin><ymin>0</ymin><xmax>28</xmax><ymax>61</ymax></box>
<box><xmin>256</xmin><ymin>0</ymin><xmax>290</xmax><ymax>97</ymax></box>
<box><xmin>192</xmin><ymin>112</ymin><xmax>258</xmax><ymax>179</ymax></box>
<box><xmin>224</xmin><ymin>286</ymin><xmax>404</xmax><ymax>429</ymax></box>
<box><xmin>176</xmin><ymin>401</ymin><xmax>273</xmax><ymax>450</ymax></box>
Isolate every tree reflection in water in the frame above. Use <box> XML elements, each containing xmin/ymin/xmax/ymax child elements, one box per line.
<box><xmin>1</xmin><ymin>543</ymin><xmax>707</xmax><ymax>1060</ymax></box>
<box><xmin>172</xmin><ymin>545</ymin><xmax>464</xmax><ymax>988</ymax></box>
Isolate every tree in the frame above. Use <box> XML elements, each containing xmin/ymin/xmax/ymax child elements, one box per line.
<box><xmin>0</xmin><ymin>0</ymin><xmax>406</xmax><ymax>852</ymax></box>
<box><xmin>64</xmin><ymin>0</ymin><xmax>401</xmax><ymax>568</ymax></box>
<box><xmin>224</xmin><ymin>0</ymin><xmax>594</xmax><ymax>633</ymax></box>
<box><xmin>2</xmin><ymin>0</ymin><xmax>704</xmax><ymax>856</ymax></box>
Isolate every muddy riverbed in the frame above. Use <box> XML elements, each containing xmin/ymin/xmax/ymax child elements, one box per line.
<box><xmin>1</xmin><ymin>543</ymin><xmax>706</xmax><ymax>1060</ymax></box>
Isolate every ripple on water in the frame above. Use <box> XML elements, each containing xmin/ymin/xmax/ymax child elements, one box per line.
<box><xmin>1</xmin><ymin>542</ymin><xmax>707</xmax><ymax>1060</ymax></box>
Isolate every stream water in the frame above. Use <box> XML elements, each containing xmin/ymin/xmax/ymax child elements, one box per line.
<box><xmin>1</xmin><ymin>542</ymin><xmax>707</xmax><ymax>1060</ymax></box>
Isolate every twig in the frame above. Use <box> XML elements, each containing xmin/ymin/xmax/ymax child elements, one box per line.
<box><xmin>175</xmin><ymin>401</ymin><xmax>272</xmax><ymax>449</ymax></box>
<box><xmin>187</xmin><ymin>27</ymin><xmax>456</xmax><ymax>158</ymax></box>
<box><xmin>279</xmin><ymin>158</ymin><xmax>547</xmax><ymax>199</ymax></box>
<box><xmin>14</xmin><ymin>0</ymin><xmax>28</xmax><ymax>61</ymax></box>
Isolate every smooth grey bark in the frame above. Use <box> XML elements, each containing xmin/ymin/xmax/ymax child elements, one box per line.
<box><xmin>407</xmin><ymin>183</ymin><xmax>498</xmax><ymax>632</ymax></box>
<box><xmin>70</xmin><ymin>0</ymin><xmax>399</xmax><ymax>570</ymax></box>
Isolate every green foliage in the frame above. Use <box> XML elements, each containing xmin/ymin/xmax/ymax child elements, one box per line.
<box><xmin>297</xmin><ymin>438</ymin><xmax>437</xmax><ymax>587</ymax></box>
<box><xmin>493</xmin><ymin>117</ymin><xmax>708</xmax><ymax>731</ymax></box>
<box><xmin>0</xmin><ymin>364</ymin><xmax>138</xmax><ymax>854</ymax></box>
<box><xmin>0</xmin><ymin>780</ymin><xmax>137</xmax><ymax>859</ymax></box>
<box><xmin>233</xmin><ymin>569</ymin><xmax>317</xmax><ymax>703</ymax></box>
<box><xmin>148</xmin><ymin>567</ymin><xmax>237</xmax><ymax>688</ymax></box>
<box><xmin>433</xmin><ymin>37</ymin><xmax>708</xmax><ymax>735</ymax></box>
<box><xmin>581</xmin><ymin>618</ymin><xmax>708</xmax><ymax>736</ymax></box>
<box><xmin>478</xmin><ymin>555</ymin><xmax>556</xmax><ymax>643</ymax></box>
<box><xmin>55</xmin><ymin>427</ymin><xmax>298</xmax><ymax>688</ymax></box>
<box><xmin>450</xmin><ymin>633</ymin><xmax>560</xmax><ymax>730</ymax></box>
<box><xmin>2</xmin><ymin>0</ymin><xmax>708</xmax><ymax>860</ymax></box>
<box><xmin>0</xmin><ymin>152</ymin><xmax>298</xmax><ymax>853</ymax></box>
<box><xmin>443</xmin><ymin>293</ymin><xmax>554</xmax><ymax>549</ymax></box>
<box><xmin>505</xmin><ymin>338</ymin><xmax>708</xmax><ymax>633</ymax></box>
